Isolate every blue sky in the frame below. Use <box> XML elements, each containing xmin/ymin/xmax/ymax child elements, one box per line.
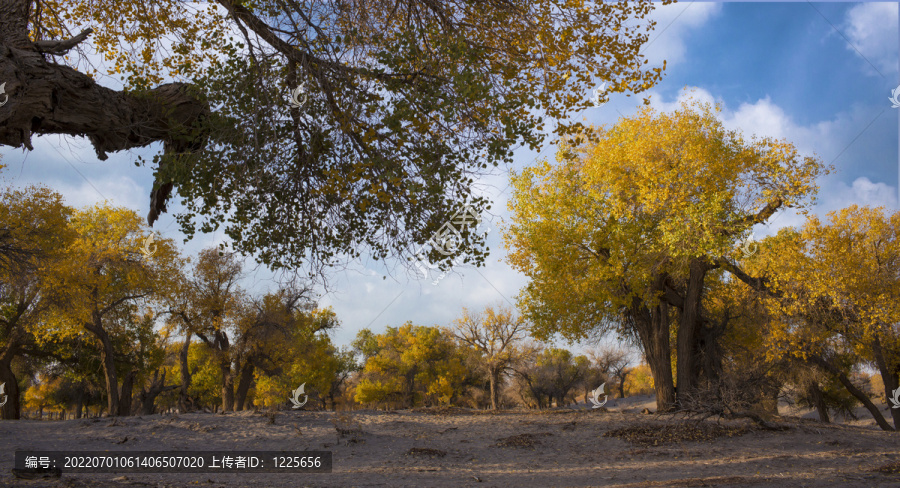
<box><xmin>1</xmin><ymin>2</ymin><xmax>897</xmax><ymax>357</ymax></box>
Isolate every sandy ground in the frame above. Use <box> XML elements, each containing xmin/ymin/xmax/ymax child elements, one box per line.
<box><xmin>2</xmin><ymin>396</ymin><xmax>900</xmax><ymax>488</ymax></box>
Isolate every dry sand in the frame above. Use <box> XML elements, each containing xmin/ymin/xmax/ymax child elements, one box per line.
<box><xmin>2</xmin><ymin>396</ymin><xmax>899</xmax><ymax>488</ymax></box>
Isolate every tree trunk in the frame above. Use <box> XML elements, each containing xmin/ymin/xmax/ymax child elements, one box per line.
<box><xmin>617</xmin><ymin>371</ymin><xmax>628</xmax><ymax>399</ymax></box>
<box><xmin>118</xmin><ymin>370</ymin><xmax>135</xmax><ymax>416</ymax></box>
<box><xmin>0</xmin><ymin>322</ymin><xmax>26</xmax><ymax>421</ymax></box>
<box><xmin>0</xmin><ymin>355</ymin><xmax>20</xmax><ymax>420</ymax></box>
<box><xmin>234</xmin><ymin>361</ymin><xmax>254</xmax><ymax>411</ymax></box>
<box><xmin>809</xmin><ymin>354</ymin><xmax>894</xmax><ymax>431</ymax></box>
<box><xmin>74</xmin><ymin>390</ymin><xmax>83</xmax><ymax>419</ymax></box>
<box><xmin>212</xmin><ymin>330</ymin><xmax>234</xmax><ymax>413</ymax></box>
<box><xmin>140</xmin><ymin>369</ymin><xmax>177</xmax><ymax>415</ymax></box>
<box><xmin>405</xmin><ymin>371</ymin><xmax>416</xmax><ymax>408</ymax></box>
<box><xmin>86</xmin><ymin>312</ymin><xmax>120</xmax><ymax>416</ymax></box>
<box><xmin>872</xmin><ymin>335</ymin><xmax>900</xmax><ymax>429</ymax></box>
<box><xmin>808</xmin><ymin>382</ymin><xmax>830</xmax><ymax>423</ymax></box>
<box><xmin>0</xmin><ymin>11</ymin><xmax>211</xmax><ymax>225</ymax></box>
<box><xmin>697</xmin><ymin>320</ymin><xmax>726</xmax><ymax>387</ymax></box>
<box><xmin>676</xmin><ymin>259</ymin><xmax>708</xmax><ymax>406</ymax></box>
<box><xmin>220</xmin><ymin>361</ymin><xmax>234</xmax><ymax>412</ymax></box>
<box><xmin>631</xmin><ymin>290</ymin><xmax>675</xmax><ymax>412</ymax></box>
<box><xmin>488</xmin><ymin>366</ymin><xmax>501</xmax><ymax>410</ymax></box>
<box><xmin>178</xmin><ymin>332</ymin><xmax>193</xmax><ymax>412</ymax></box>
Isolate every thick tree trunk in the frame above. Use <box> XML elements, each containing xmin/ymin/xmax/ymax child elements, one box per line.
<box><xmin>763</xmin><ymin>380</ymin><xmax>780</xmax><ymax>416</ymax></box>
<box><xmin>234</xmin><ymin>362</ymin><xmax>254</xmax><ymax>411</ymax></box>
<box><xmin>675</xmin><ymin>259</ymin><xmax>708</xmax><ymax>406</ymax></box>
<box><xmin>808</xmin><ymin>382</ymin><xmax>830</xmax><ymax>423</ymax></box>
<box><xmin>0</xmin><ymin>353</ymin><xmax>20</xmax><ymax>420</ymax></box>
<box><xmin>631</xmin><ymin>287</ymin><xmax>675</xmax><ymax>412</ymax></box>
<box><xmin>0</xmin><ymin>317</ymin><xmax>27</xmax><ymax>420</ymax></box>
<box><xmin>872</xmin><ymin>336</ymin><xmax>900</xmax><ymax>429</ymax></box>
<box><xmin>488</xmin><ymin>366</ymin><xmax>501</xmax><ymax>410</ymax></box>
<box><xmin>0</xmin><ymin>4</ymin><xmax>210</xmax><ymax>224</ymax></box>
<box><xmin>118</xmin><ymin>370</ymin><xmax>135</xmax><ymax>416</ymax></box>
<box><xmin>179</xmin><ymin>332</ymin><xmax>193</xmax><ymax>412</ymax></box>
<box><xmin>809</xmin><ymin>354</ymin><xmax>894</xmax><ymax>431</ymax></box>
<box><xmin>697</xmin><ymin>320</ymin><xmax>725</xmax><ymax>387</ymax></box>
<box><xmin>212</xmin><ymin>330</ymin><xmax>234</xmax><ymax>412</ymax></box>
<box><xmin>220</xmin><ymin>360</ymin><xmax>235</xmax><ymax>412</ymax></box>
<box><xmin>140</xmin><ymin>369</ymin><xmax>177</xmax><ymax>415</ymax></box>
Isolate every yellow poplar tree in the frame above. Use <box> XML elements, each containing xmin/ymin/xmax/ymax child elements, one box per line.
<box><xmin>759</xmin><ymin>206</ymin><xmax>900</xmax><ymax>430</ymax></box>
<box><xmin>355</xmin><ymin>323</ymin><xmax>468</xmax><ymax>408</ymax></box>
<box><xmin>0</xmin><ymin>175</ymin><xmax>74</xmax><ymax>419</ymax></box>
<box><xmin>40</xmin><ymin>204</ymin><xmax>181</xmax><ymax>416</ymax></box>
<box><xmin>504</xmin><ymin>95</ymin><xmax>829</xmax><ymax>410</ymax></box>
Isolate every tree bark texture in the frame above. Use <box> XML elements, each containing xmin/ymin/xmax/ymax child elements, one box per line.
<box><xmin>0</xmin><ymin>1</ymin><xmax>209</xmax><ymax>224</ymax></box>
<box><xmin>675</xmin><ymin>259</ymin><xmax>709</xmax><ymax>405</ymax></box>
<box><xmin>629</xmin><ymin>289</ymin><xmax>675</xmax><ymax>412</ymax></box>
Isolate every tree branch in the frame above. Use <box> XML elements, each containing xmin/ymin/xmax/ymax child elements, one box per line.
<box><xmin>33</xmin><ymin>28</ymin><xmax>93</xmax><ymax>55</ymax></box>
<box><xmin>722</xmin><ymin>198</ymin><xmax>783</xmax><ymax>237</ymax></box>
<box><xmin>808</xmin><ymin>353</ymin><xmax>894</xmax><ymax>431</ymax></box>
<box><xmin>714</xmin><ymin>258</ymin><xmax>779</xmax><ymax>298</ymax></box>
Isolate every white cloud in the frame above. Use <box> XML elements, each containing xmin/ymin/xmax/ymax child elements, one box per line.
<box><xmin>842</xmin><ymin>3</ymin><xmax>898</xmax><ymax>76</ymax></box>
<box><xmin>647</xmin><ymin>86</ymin><xmax>891</xmax><ymax>173</ymax></box>
<box><xmin>754</xmin><ymin>177</ymin><xmax>898</xmax><ymax>239</ymax></box>
<box><xmin>640</xmin><ymin>2</ymin><xmax>723</xmax><ymax>66</ymax></box>
<box><xmin>821</xmin><ymin>176</ymin><xmax>898</xmax><ymax>211</ymax></box>
<box><xmin>646</xmin><ymin>87</ymin><xmax>719</xmax><ymax>114</ymax></box>
<box><xmin>54</xmin><ymin>175</ymin><xmax>146</xmax><ymax>211</ymax></box>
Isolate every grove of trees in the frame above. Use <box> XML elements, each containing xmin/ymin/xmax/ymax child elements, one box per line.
<box><xmin>2</xmin><ymin>165</ymin><xmax>894</xmax><ymax>429</ymax></box>
<box><xmin>0</xmin><ymin>189</ymin><xmax>647</xmax><ymax>417</ymax></box>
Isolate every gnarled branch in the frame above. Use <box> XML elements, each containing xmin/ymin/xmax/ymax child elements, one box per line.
<box><xmin>33</xmin><ymin>28</ymin><xmax>93</xmax><ymax>55</ymax></box>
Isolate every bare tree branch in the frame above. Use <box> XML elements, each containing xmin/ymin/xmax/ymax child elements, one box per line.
<box><xmin>33</xmin><ymin>28</ymin><xmax>92</xmax><ymax>55</ymax></box>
